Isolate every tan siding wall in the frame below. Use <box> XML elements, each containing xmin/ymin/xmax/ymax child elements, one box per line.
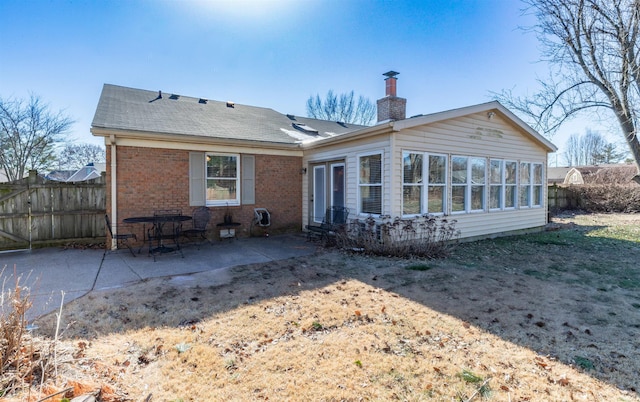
<box><xmin>392</xmin><ymin>111</ymin><xmax>550</xmax><ymax>238</ymax></box>
<box><xmin>302</xmin><ymin>135</ymin><xmax>391</xmax><ymax>228</ymax></box>
<box><xmin>303</xmin><ymin>112</ymin><xmax>550</xmax><ymax>239</ymax></box>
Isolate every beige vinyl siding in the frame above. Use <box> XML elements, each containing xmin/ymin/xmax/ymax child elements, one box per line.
<box><xmin>392</xmin><ymin>112</ymin><xmax>549</xmax><ymax>239</ymax></box>
<box><xmin>302</xmin><ymin>135</ymin><xmax>391</xmax><ymax>228</ymax></box>
<box><xmin>451</xmin><ymin>208</ymin><xmax>547</xmax><ymax>239</ymax></box>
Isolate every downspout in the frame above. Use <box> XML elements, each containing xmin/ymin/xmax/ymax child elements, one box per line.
<box><xmin>110</xmin><ymin>134</ymin><xmax>118</xmax><ymax>250</ymax></box>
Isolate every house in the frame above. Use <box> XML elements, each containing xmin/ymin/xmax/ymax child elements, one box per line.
<box><xmin>46</xmin><ymin>163</ymin><xmax>106</xmax><ymax>182</ymax></box>
<box><xmin>548</xmin><ymin>164</ymin><xmax>638</xmax><ymax>186</ymax></box>
<box><xmin>91</xmin><ymin>72</ymin><xmax>557</xmax><ymax>248</ymax></box>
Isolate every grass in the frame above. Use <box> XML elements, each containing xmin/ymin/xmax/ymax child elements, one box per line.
<box><xmin>7</xmin><ymin>213</ymin><xmax>640</xmax><ymax>401</ymax></box>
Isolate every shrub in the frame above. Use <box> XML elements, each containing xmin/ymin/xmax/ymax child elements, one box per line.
<box><xmin>336</xmin><ymin>214</ymin><xmax>460</xmax><ymax>259</ymax></box>
<box><xmin>0</xmin><ymin>268</ymin><xmax>57</xmax><ymax>396</ymax></box>
<box><xmin>575</xmin><ymin>185</ymin><xmax>640</xmax><ymax>213</ymax></box>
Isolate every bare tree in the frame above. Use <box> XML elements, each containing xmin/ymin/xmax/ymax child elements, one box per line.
<box><xmin>564</xmin><ymin>129</ymin><xmax>624</xmax><ymax>165</ymax></box>
<box><xmin>495</xmin><ymin>0</ymin><xmax>640</xmax><ymax>183</ymax></box>
<box><xmin>0</xmin><ymin>95</ymin><xmax>73</xmax><ymax>181</ymax></box>
<box><xmin>57</xmin><ymin>143</ymin><xmax>106</xmax><ymax>170</ymax></box>
<box><xmin>306</xmin><ymin>90</ymin><xmax>376</xmax><ymax>126</ymax></box>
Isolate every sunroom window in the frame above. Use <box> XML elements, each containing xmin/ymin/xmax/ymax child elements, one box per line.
<box><xmin>359</xmin><ymin>153</ymin><xmax>382</xmax><ymax>215</ymax></box>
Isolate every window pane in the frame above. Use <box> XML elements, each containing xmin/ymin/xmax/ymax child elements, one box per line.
<box><xmin>533</xmin><ymin>185</ymin><xmax>542</xmax><ymax>206</ymax></box>
<box><xmin>471</xmin><ymin>158</ymin><xmax>486</xmax><ymax>184</ymax></box>
<box><xmin>452</xmin><ymin>186</ymin><xmax>466</xmax><ymax>212</ymax></box>
<box><xmin>403</xmin><ymin>185</ymin><xmax>421</xmax><ymax>215</ymax></box>
<box><xmin>361</xmin><ymin>185</ymin><xmax>382</xmax><ymax>214</ymax></box>
<box><xmin>360</xmin><ymin>154</ymin><xmax>382</xmax><ymax>184</ymax></box>
<box><xmin>490</xmin><ymin>185</ymin><xmax>501</xmax><ymax>209</ymax></box>
<box><xmin>429</xmin><ymin>155</ymin><xmax>446</xmax><ymax>184</ymax></box>
<box><xmin>207</xmin><ymin>179</ymin><xmax>237</xmax><ymax>200</ymax></box>
<box><xmin>520</xmin><ymin>186</ymin><xmax>530</xmax><ymax>207</ymax></box>
<box><xmin>505</xmin><ymin>186</ymin><xmax>516</xmax><ymax>208</ymax></box>
<box><xmin>452</xmin><ymin>157</ymin><xmax>467</xmax><ymax>184</ymax></box>
<box><xmin>505</xmin><ymin>162</ymin><xmax>517</xmax><ymax>184</ymax></box>
<box><xmin>490</xmin><ymin>160</ymin><xmax>502</xmax><ymax>184</ymax></box>
<box><xmin>533</xmin><ymin>164</ymin><xmax>543</xmax><ymax>184</ymax></box>
<box><xmin>207</xmin><ymin>155</ymin><xmax>237</xmax><ymax>178</ymax></box>
<box><xmin>471</xmin><ymin>185</ymin><xmax>484</xmax><ymax>210</ymax></box>
<box><xmin>520</xmin><ymin>162</ymin><xmax>530</xmax><ymax>184</ymax></box>
<box><xmin>428</xmin><ymin>186</ymin><xmax>444</xmax><ymax>213</ymax></box>
<box><xmin>403</xmin><ymin>153</ymin><xmax>422</xmax><ymax>184</ymax></box>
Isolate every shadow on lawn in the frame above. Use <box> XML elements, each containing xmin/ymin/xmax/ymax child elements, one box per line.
<box><xmin>36</xmin><ymin>219</ymin><xmax>640</xmax><ymax>394</ymax></box>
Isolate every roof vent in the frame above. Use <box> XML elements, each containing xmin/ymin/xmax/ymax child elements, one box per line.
<box><xmin>337</xmin><ymin>121</ymin><xmax>347</xmax><ymax>127</ymax></box>
<box><xmin>149</xmin><ymin>90</ymin><xmax>162</xmax><ymax>103</ymax></box>
<box><xmin>286</xmin><ymin>114</ymin><xmax>296</xmax><ymax>121</ymax></box>
<box><xmin>169</xmin><ymin>94</ymin><xmax>180</xmax><ymax>100</ymax></box>
<box><xmin>199</xmin><ymin>98</ymin><xmax>208</xmax><ymax>104</ymax></box>
<box><xmin>226</xmin><ymin>101</ymin><xmax>235</xmax><ymax>108</ymax></box>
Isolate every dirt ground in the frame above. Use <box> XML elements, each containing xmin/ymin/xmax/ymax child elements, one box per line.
<box><xmin>14</xmin><ymin>213</ymin><xmax>640</xmax><ymax>401</ymax></box>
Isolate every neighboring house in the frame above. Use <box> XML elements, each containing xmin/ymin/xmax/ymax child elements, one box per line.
<box><xmin>91</xmin><ymin>72</ymin><xmax>557</xmax><ymax>246</ymax></box>
<box><xmin>46</xmin><ymin>163</ymin><xmax>106</xmax><ymax>182</ymax></box>
<box><xmin>548</xmin><ymin>164</ymin><xmax>638</xmax><ymax>186</ymax></box>
<box><xmin>65</xmin><ymin>162</ymin><xmax>106</xmax><ymax>182</ymax></box>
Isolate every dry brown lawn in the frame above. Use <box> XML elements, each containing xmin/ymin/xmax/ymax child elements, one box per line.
<box><xmin>9</xmin><ymin>213</ymin><xmax>640</xmax><ymax>401</ymax></box>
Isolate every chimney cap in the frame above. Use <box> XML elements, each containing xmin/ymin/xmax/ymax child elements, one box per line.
<box><xmin>383</xmin><ymin>71</ymin><xmax>400</xmax><ymax>78</ymax></box>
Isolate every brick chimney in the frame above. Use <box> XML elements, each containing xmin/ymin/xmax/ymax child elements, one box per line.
<box><xmin>377</xmin><ymin>71</ymin><xmax>406</xmax><ymax>122</ymax></box>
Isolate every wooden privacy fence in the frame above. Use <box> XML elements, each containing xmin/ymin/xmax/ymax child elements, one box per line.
<box><xmin>548</xmin><ymin>185</ymin><xmax>581</xmax><ymax>211</ymax></box>
<box><xmin>0</xmin><ymin>170</ymin><xmax>106</xmax><ymax>251</ymax></box>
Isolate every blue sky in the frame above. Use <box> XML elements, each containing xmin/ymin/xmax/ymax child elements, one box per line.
<box><xmin>0</xmin><ymin>0</ymin><xmax>599</xmax><ymax>163</ymax></box>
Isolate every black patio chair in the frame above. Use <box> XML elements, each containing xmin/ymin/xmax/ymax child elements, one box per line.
<box><xmin>105</xmin><ymin>214</ymin><xmax>137</xmax><ymax>256</ymax></box>
<box><xmin>306</xmin><ymin>206</ymin><xmax>350</xmax><ymax>245</ymax></box>
<box><xmin>181</xmin><ymin>206</ymin><xmax>211</xmax><ymax>247</ymax></box>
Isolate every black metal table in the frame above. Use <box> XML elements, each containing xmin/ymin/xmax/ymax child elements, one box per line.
<box><xmin>124</xmin><ymin>215</ymin><xmax>192</xmax><ymax>259</ymax></box>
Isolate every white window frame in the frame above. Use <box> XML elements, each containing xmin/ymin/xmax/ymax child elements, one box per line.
<box><xmin>426</xmin><ymin>153</ymin><xmax>447</xmax><ymax>215</ymax></box>
<box><xmin>532</xmin><ymin>163</ymin><xmax>544</xmax><ymax>208</ymax></box>
<box><xmin>206</xmin><ymin>152</ymin><xmax>240</xmax><ymax>207</ymax></box>
<box><xmin>451</xmin><ymin>155</ymin><xmax>469</xmax><ymax>214</ymax></box>
<box><xmin>470</xmin><ymin>157</ymin><xmax>487</xmax><ymax>213</ymax></box>
<box><xmin>504</xmin><ymin>160</ymin><xmax>518</xmax><ymax>209</ymax></box>
<box><xmin>451</xmin><ymin>155</ymin><xmax>486</xmax><ymax>214</ymax></box>
<box><xmin>519</xmin><ymin>162</ymin><xmax>532</xmax><ymax>208</ymax></box>
<box><xmin>358</xmin><ymin>151</ymin><xmax>383</xmax><ymax>216</ymax></box>
<box><xmin>402</xmin><ymin>151</ymin><xmax>423</xmax><ymax>216</ymax></box>
<box><xmin>489</xmin><ymin>159</ymin><xmax>504</xmax><ymax>211</ymax></box>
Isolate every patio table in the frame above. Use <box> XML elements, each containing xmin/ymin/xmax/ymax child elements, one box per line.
<box><xmin>123</xmin><ymin>215</ymin><xmax>192</xmax><ymax>259</ymax></box>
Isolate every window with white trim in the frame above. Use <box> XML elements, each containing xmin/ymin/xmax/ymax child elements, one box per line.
<box><xmin>470</xmin><ymin>157</ymin><xmax>486</xmax><ymax>211</ymax></box>
<box><xmin>533</xmin><ymin>163</ymin><xmax>543</xmax><ymax>207</ymax></box>
<box><xmin>402</xmin><ymin>152</ymin><xmax>422</xmax><ymax>215</ymax></box>
<box><xmin>489</xmin><ymin>159</ymin><xmax>503</xmax><ymax>210</ymax></box>
<box><xmin>359</xmin><ymin>153</ymin><xmax>382</xmax><ymax>215</ymax></box>
<box><xmin>519</xmin><ymin>162</ymin><xmax>531</xmax><ymax>208</ymax></box>
<box><xmin>402</xmin><ymin>152</ymin><xmax>447</xmax><ymax>216</ymax></box>
<box><xmin>490</xmin><ymin>159</ymin><xmax>518</xmax><ymax>210</ymax></box>
<box><xmin>451</xmin><ymin>156</ymin><xmax>468</xmax><ymax>213</ymax></box>
<box><xmin>505</xmin><ymin>161</ymin><xmax>517</xmax><ymax>208</ymax></box>
<box><xmin>427</xmin><ymin>154</ymin><xmax>447</xmax><ymax>214</ymax></box>
<box><xmin>206</xmin><ymin>153</ymin><xmax>240</xmax><ymax>206</ymax></box>
<box><xmin>452</xmin><ymin>156</ymin><xmax>486</xmax><ymax>213</ymax></box>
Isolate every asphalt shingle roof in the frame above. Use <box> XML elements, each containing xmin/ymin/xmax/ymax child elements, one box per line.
<box><xmin>92</xmin><ymin>84</ymin><xmax>367</xmax><ymax>145</ymax></box>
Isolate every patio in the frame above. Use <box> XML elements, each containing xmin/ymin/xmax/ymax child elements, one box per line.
<box><xmin>0</xmin><ymin>233</ymin><xmax>316</xmax><ymax>321</ymax></box>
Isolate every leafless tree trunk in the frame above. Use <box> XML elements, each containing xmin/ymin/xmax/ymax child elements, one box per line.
<box><xmin>0</xmin><ymin>95</ymin><xmax>73</xmax><ymax>181</ymax></box>
<box><xmin>496</xmin><ymin>0</ymin><xmax>640</xmax><ymax>183</ymax></box>
<box><xmin>306</xmin><ymin>90</ymin><xmax>376</xmax><ymax>126</ymax></box>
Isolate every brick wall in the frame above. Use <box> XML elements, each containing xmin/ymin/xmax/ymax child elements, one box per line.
<box><xmin>107</xmin><ymin>146</ymin><xmax>302</xmax><ymax>243</ymax></box>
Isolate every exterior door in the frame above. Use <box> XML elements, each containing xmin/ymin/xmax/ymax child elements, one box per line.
<box><xmin>310</xmin><ymin>161</ymin><xmax>345</xmax><ymax>225</ymax></box>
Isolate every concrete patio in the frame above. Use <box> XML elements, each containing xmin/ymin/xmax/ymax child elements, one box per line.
<box><xmin>0</xmin><ymin>233</ymin><xmax>316</xmax><ymax>321</ymax></box>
